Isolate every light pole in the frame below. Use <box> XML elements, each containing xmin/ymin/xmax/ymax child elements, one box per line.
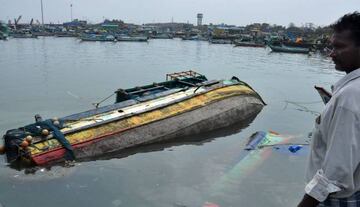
<box><xmin>70</xmin><ymin>4</ymin><xmax>73</xmax><ymax>21</ymax></box>
<box><xmin>41</xmin><ymin>0</ymin><xmax>44</xmax><ymax>25</ymax></box>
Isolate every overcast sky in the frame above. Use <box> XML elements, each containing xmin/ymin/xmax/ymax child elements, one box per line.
<box><xmin>0</xmin><ymin>0</ymin><xmax>359</xmax><ymax>27</ymax></box>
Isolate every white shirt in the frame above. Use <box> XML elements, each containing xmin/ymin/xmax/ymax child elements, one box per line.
<box><xmin>305</xmin><ymin>68</ymin><xmax>360</xmax><ymax>202</ymax></box>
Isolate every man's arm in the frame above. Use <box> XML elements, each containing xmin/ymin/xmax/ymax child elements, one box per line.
<box><xmin>297</xmin><ymin>194</ymin><xmax>320</xmax><ymax>207</ymax></box>
<box><xmin>298</xmin><ymin>105</ymin><xmax>360</xmax><ymax>206</ymax></box>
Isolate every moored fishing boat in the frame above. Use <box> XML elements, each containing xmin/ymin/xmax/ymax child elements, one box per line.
<box><xmin>283</xmin><ymin>41</ymin><xmax>313</xmax><ymax>49</ymax></box>
<box><xmin>0</xmin><ymin>71</ymin><xmax>265</xmax><ymax>166</ymax></box>
<box><xmin>268</xmin><ymin>44</ymin><xmax>310</xmax><ymax>54</ymax></box>
<box><xmin>12</xmin><ymin>31</ymin><xmax>38</xmax><ymax>39</ymax></box>
<box><xmin>0</xmin><ymin>32</ymin><xmax>6</xmax><ymax>40</ymax></box>
<box><xmin>0</xmin><ymin>22</ymin><xmax>9</xmax><ymax>40</ymax></box>
<box><xmin>151</xmin><ymin>33</ymin><xmax>173</xmax><ymax>39</ymax></box>
<box><xmin>182</xmin><ymin>35</ymin><xmax>208</xmax><ymax>41</ymax></box>
<box><xmin>210</xmin><ymin>39</ymin><xmax>232</xmax><ymax>44</ymax></box>
<box><xmin>55</xmin><ymin>32</ymin><xmax>78</xmax><ymax>38</ymax></box>
<box><xmin>234</xmin><ymin>40</ymin><xmax>265</xmax><ymax>48</ymax></box>
<box><xmin>80</xmin><ymin>34</ymin><xmax>116</xmax><ymax>42</ymax></box>
<box><xmin>116</xmin><ymin>35</ymin><xmax>148</xmax><ymax>42</ymax></box>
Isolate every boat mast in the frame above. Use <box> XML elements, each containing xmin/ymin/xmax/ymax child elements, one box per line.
<box><xmin>40</xmin><ymin>0</ymin><xmax>44</xmax><ymax>25</ymax></box>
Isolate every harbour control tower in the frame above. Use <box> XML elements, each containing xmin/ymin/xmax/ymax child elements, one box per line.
<box><xmin>197</xmin><ymin>13</ymin><xmax>203</xmax><ymax>26</ymax></box>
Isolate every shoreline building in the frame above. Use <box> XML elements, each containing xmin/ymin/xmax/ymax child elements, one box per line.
<box><xmin>197</xmin><ymin>13</ymin><xmax>203</xmax><ymax>27</ymax></box>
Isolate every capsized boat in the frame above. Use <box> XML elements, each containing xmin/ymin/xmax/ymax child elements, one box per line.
<box><xmin>82</xmin><ymin>112</ymin><xmax>261</xmax><ymax>163</ymax></box>
<box><xmin>1</xmin><ymin>71</ymin><xmax>265</xmax><ymax>166</ymax></box>
<box><xmin>268</xmin><ymin>44</ymin><xmax>310</xmax><ymax>54</ymax></box>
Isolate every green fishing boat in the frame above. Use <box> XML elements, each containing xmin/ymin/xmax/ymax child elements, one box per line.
<box><xmin>0</xmin><ymin>22</ymin><xmax>10</xmax><ymax>40</ymax></box>
<box><xmin>0</xmin><ymin>32</ymin><xmax>6</xmax><ymax>40</ymax></box>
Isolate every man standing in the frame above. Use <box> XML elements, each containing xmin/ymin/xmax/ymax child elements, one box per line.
<box><xmin>298</xmin><ymin>12</ymin><xmax>360</xmax><ymax>207</ymax></box>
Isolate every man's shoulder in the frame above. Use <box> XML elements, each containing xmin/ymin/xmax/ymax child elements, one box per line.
<box><xmin>338</xmin><ymin>77</ymin><xmax>360</xmax><ymax>96</ymax></box>
<box><xmin>334</xmin><ymin>80</ymin><xmax>360</xmax><ymax>112</ymax></box>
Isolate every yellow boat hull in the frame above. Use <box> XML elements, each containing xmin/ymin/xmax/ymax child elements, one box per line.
<box><xmin>30</xmin><ymin>85</ymin><xmax>264</xmax><ymax>164</ymax></box>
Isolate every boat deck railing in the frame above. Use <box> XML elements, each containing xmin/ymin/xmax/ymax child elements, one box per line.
<box><xmin>166</xmin><ymin>70</ymin><xmax>204</xmax><ymax>81</ymax></box>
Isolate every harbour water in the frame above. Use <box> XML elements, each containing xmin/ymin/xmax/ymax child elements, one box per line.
<box><xmin>0</xmin><ymin>37</ymin><xmax>342</xmax><ymax>207</ymax></box>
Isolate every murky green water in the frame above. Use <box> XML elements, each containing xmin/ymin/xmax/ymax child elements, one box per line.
<box><xmin>0</xmin><ymin>37</ymin><xmax>342</xmax><ymax>207</ymax></box>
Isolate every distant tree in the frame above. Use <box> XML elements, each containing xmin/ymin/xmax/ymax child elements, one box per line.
<box><xmin>260</xmin><ymin>23</ymin><xmax>270</xmax><ymax>32</ymax></box>
<box><xmin>288</xmin><ymin>22</ymin><xmax>296</xmax><ymax>28</ymax></box>
<box><xmin>306</xmin><ymin>23</ymin><xmax>315</xmax><ymax>30</ymax></box>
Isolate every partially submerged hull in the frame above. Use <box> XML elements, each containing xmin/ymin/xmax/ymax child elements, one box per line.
<box><xmin>2</xmin><ymin>72</ymin><xmax>265</xmax><ymax>166</ymax></box>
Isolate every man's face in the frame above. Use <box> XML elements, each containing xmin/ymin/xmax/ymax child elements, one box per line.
<box><xmin>330</xmin><ymin>30</ymin><xmax>360</xmax><ymax>72</ymax></box>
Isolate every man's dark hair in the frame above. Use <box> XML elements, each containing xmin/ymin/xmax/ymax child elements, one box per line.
<box><xmin>331</xmin><ymin>11</ymin><xmax>360</xmax><ymax>45</ymax></box>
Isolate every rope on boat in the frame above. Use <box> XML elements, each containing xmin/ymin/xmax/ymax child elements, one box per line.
<box><xmin>283</xmin><ymin>100</ymin><xmax>321</xmax><ymax>116</ymax></box>
<box><xmin>6</xmin><ymin>143</ymin><xmax>32</xmax><ymax>164</ymax></box>
<box><xmin>92</xmin><ymin>92</ymin><xmax>116</xmax><ymax>108</ymax></box>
